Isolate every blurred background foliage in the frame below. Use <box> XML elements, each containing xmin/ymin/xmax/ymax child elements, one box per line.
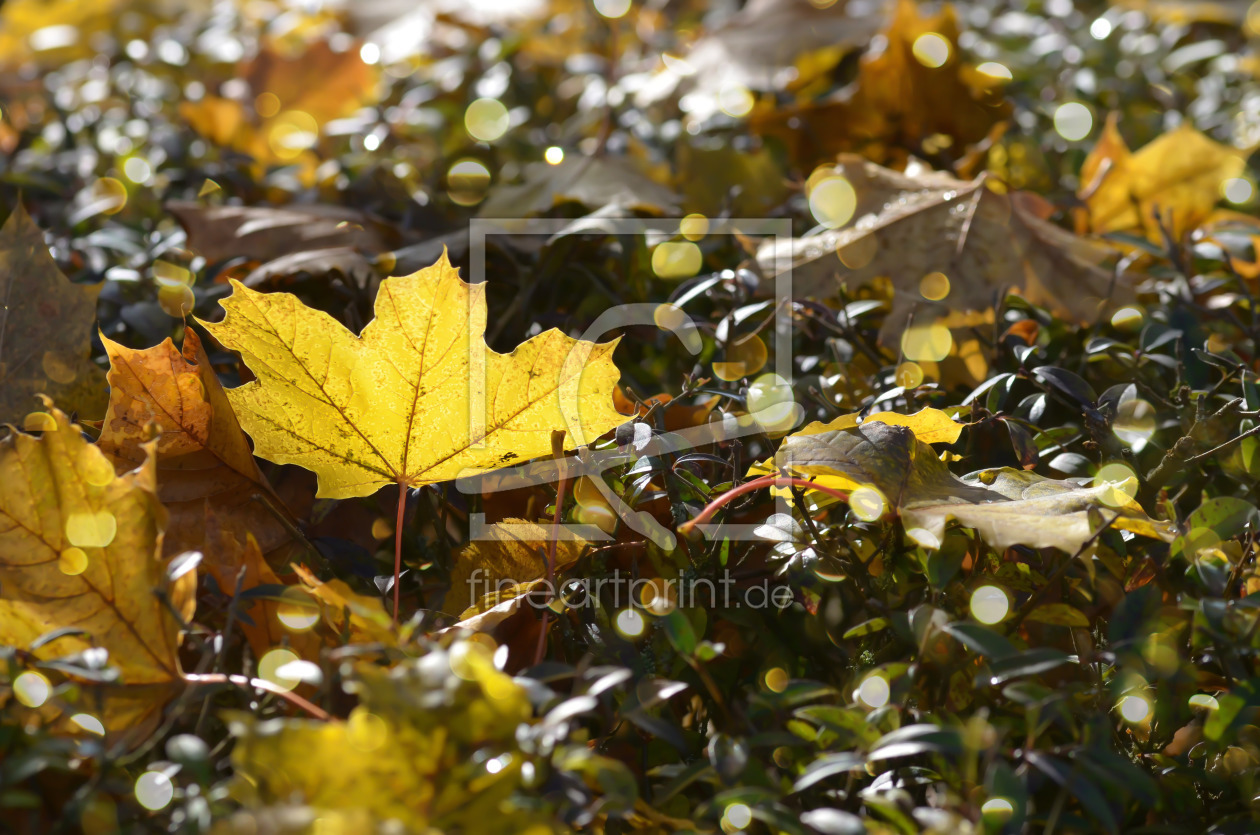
<box><xmin>6</xmin><ymin>0</ymin><xmax>1260</xmax><ymax>833</ymax></box>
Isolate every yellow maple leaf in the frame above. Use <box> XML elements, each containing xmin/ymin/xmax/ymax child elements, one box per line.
<box><xmin>0</xmin><ymin>402</ymin><xmax>193</xmax><ymax>743</ymax></box>
<box><xmin>199</xmin><ymin>251</ymin><xmax>626</xmax><ymax>500</ymax></box>
<box><xmin>98</xmin><ymin>330</ymin><xmax>298</xmax><ymax>562</ymax></box>
<box><xmin>1079</xmin><ymin>113</ymin><xmax>1246</xmax><ymax>243</ymax></box>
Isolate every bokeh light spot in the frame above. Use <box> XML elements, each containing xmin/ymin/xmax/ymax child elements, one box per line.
<box><xmin>1119</xmin><ymin>694</ymin><xmax>1151</xmax><ymax>723</ymax></box>
<box><xmin>135</xmin><ymin>772</ymin><xmax>174</xmax><ymax>811</ymax></box>
<box><xmin>912</xmin><ymin>33</ymin><xmax>951</xmax><ymax>68</ymax></box>
<box><xmin>59</xmin><ymin>547</ymin><xmax>89</xmax><ymax>576</ymax></box>
<box><xmin>447</xmin><ymin>159</ymin><xmax>491</xmax><ymax>206</ymax></box>
<box><xmin>849</xmin><ymin>486</ymin><xmax>887</xmax><ymax>522</ymax></box>
<box><xmin>970</xmin><ymin>585</ymin><xmax>1009</xmax><ymax>624</ymax></box>
<box><xmin>1054</xmin><ymin>102</ymin><xmax>1093</xmax><ymax>141</ymax></box>
<box><xmin>809</xmin><ymin>176</ymin><xmax>857</xmax><ymax>229</ymax></box>
<box><xmin>919</xmin><ymin>271</ymin><xmax>950</xmax><ymax>301</ymax></box>
<box><xmin>65</xmin><ymin>512</ymin><xmax>117</xmax><ymax>548</ymax></box>
<box><xmin>465</xmin><ymin>98</ymin><xmax>510</xmax><ymax>142</ymax></box>
<box><xmin>901</xmin><ymin>321</ymin><xmax>953</xmax><ymax>362</ymax></box>
<box><xmin>1113</xmin><ymin>399</ymin><xmax>1156</xmax><ymax>452</ymax></box>
<box><xmin>258</xmin><ymin>648</ymin><xmax>301</xmax><ymax>693</ymax></box>
<box><xmin>895</xmin><ymin>361</ymin><xmax>924</xmax><ymax>388</ymax></box>
<box><xmin>544</xmin><ymin>146</ymin><xmax>564</xmax><ymax>165</ymax></box>
<box><xmin>13</xmin><ymin>671</ymin><xmax>50</xmax><ymax>708</ymax></box>
<box><xmin>615</xmin><ymin>608</ymin><xmax>646</xmax><ymax>638</ymax></box>
<box><xmin>652</xmin><ymin>241</ymin><xmax>702</xmax><ymax>280</ymax></box>
<box><xmin>857</xmin><ymin>674</ymin><xmax>890</xmax><ymax>708</ymax></box>
<box><xmin>764</xmin><ymin>667</ymin><xmax>789</xmax><ymax>693</ymax></box>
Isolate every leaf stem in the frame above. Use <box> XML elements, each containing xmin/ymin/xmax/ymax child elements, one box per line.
<box><xmin>678</xmin><ymin>476</ymin><xmax>852</xmax><ymax>535</ymax></box>
<box><xmin>394</xmin><ymin>482</ymin><xmax>406</xmax><ymax>627</ymax></box>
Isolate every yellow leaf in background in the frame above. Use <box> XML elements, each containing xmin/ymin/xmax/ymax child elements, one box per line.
<box><xmin>0</xmin><ymin>206</ymin><xmax>107</xmax><ymax>425</ymax></box>
<box><xmin>222</xmin><ymin>649</ymin><xmax>548</xmax><ymax>833</ymax></box>
<box><xmin>181</xmin><ymin>40</ymin><xmax>379</xmax><ymax>178</ymax></box>
<box><xmin>199</xmin><ymin>251</ymin><xmax>627</xmax><ymax>500</ymax></box>
<box><xmin>98</xmin><ymin>331</ymin><xmax>298</xmax><ymax>563</ymax></box>
<box><xmin>0</xmin><ymin>403</ymin><xmax>192</xmax><ymax>744</ymax></box>
<box><xmin>1079</xmin><ymin>113</ymin><xmax>1246</xmax><ymax>243</ymax></box>
<box><xmin>204</xmin><ymin>513</ymin><xmax>319</xmax><ymax>662</ymax></box>
<box><xmin>750</xmin><ymin>0</ymin><xmax>1011</xmax><ymax>170</ymax></box>
<box><xmin>774</xmin><ymin>421</ymin><xmax>1176</xmax><ymax>552</ymax></box>
<box><xmin>291</xmin><ymin>564</ymin><xmax>396</xmax><ymax>646</ymax></box>
<box><xmin>442</xmin><ymin>520</ymin><xmax>588</xmax><ymax>617</ymax></box>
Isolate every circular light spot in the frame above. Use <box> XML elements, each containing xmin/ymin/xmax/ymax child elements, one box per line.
<box><xmin>1223</xmin><ymin>177</ymin><xmax>1254</xmax><ymax>205</ymax></box>
<box><xmin>976</xmin><ymin>62</ymin><xmax>1013</xmax><ymax>80</ymax></box>
<box><xmin>722</xmin><ymin>333</ymin><xmax>768</xmax><ymax>379</ymax></box>
<box><xmin>764</xmin><ymin>667</ymin><xmax>789</xmax><ymax>692</ymax></box>
<box><xmin>153</xmin><ymin>260</ymin><xmax>192</xmax><ymax>287</ymax></box>
<box><xmin>615</xmin><ymin>608</ymin><xmax>646</xmax><ymax>638</ymax></box>
<box><xmin>1189</xmin><ymin>694</ymin><xmax>1220</xmax><ymax>711</ymax></box>
<box><xmin>849</xmin><ymin>486</ymin><xmax>886</xmax><ymax>522</ymax></box>
<box><xmin>717</xmin><ymin>85</ymin><xmax>754</xmax><ymax>118</ymax></box>
<box><xmin>912</xmin><ymin>33</ymin><xmax>951</xmax><ymax>68</ymax></box>
<box><xmin>837</xmin><ymin>235</ymin><xmax>877</xmax><ymax>269</ymax></box>
<box><xmin>970</xmin><ymin>585</ymin><xmax>1009</xmax><ymax>624</ymax></box>
<box><xmin>1094</xmin><ymin>462</ymin><xmax>1138</xmax><ymax>506</ymax></box>
<box><xmin>93</xmin><ymin>177</ymin><xmax>128</xmax><ymax>215</ymax></box>
<box><xmin>722</xmin><ymin>803</ymin><xmax>753</xmax><ymax>831</ymax></box>
<box><xmin>447</xmin><ymin>159</ymin><xmax>491</xmax><ymax>206</ymax></box>
<box><xmin>158</xmin><ymin>284</ymin><xmax>195</xmax><ymax>318</ymax></box>
<box><xmin>359</xmin><ymin>42</ymin><xmax>381</xmax><ymax>64</ymax></box>
<box><xmin>71</xmin><ymin>713</ymin><xmax>106</xmax><ymax>735</ymax></box>
<box><xmin>1090</xmin><ymin>17</ymin><xmax>1113</xmax><ymax>39</ymax></box>
<box><xmin>544</xmin><ymin>146</ymin><xmax>564</xmax><ymax>165</ymax></box>
<box><xmin>652</xmin><ymin>241</ymin><xmax>702</xmax><ymax>280</ymax></box>
<box><xmin>906</xmin><ymin>527</ymin><xmax>941</xmax><ymax>549</ymax></box>
<box><xmin>809</xmin><ymin>176</ymin><xmax>857</xmax><ymax>229</ymax></box>
<box><xmin>747</xmin><ymin>373</ymin><xmax>799</xmax><ymax>434</ymax></box>
<box><xmin>1119</xmin><ymin>694</ymin><xmax>1151</xmax><ymax>723</ymax></box>
<box><xmin>41</xmin><ymin>351</ymin><xmax>79</xmax><ymax>385</ymax></box>
<box><xmin>857</xmin><ymin>674</ymin><xmax>890</xmax><ymax>708</ymax></box>
<box><xmin>344</xmin><ymin>707</ymin><xmax>387</xmax><ymax>754</ymax></box>
<box><xmin>363</xmin><ymin>133</ymin><xmax>381</xmax><ymax>151</ymax></box>
<box><xmin>1113</xmin><ymin>399</ymin><xmax>1156</xmax><ymax>452</ymax></box>
<box><xmin>65</xmin><ymin>512</ymin><xmax>117</xmax><ymax>548</ymax></box>
<box><xmin>577</xmin><ymin>502</ymin><xmax>619</xmax><ymax>534</ymax></box>
<box><xmin>370</xmin><ymin>517</ymin><xmax>394</xmax><ymax>540</ymax></box>
<box><xmin>919</xmin><ymin>271</ymin><xmax>950</xmax><ymax>301</ymax></box>
<box><xmin>123</xmin><ymin>157</ymin><xmax>151</xmax><ymax>184</ymax></box>
<box><xmin>593</xmin><ymin>0</ymin><xmax>631</xmax><ymax>18</ymax></box>
<box><xmin>1110</xmin><ymin>306</ymin><xmax>1144</xmax><ymax>331</ymax></box>
<box><xmin>277</xmin><ymin>592</ymin><xmax>320</xmax><ymax>632</ymax></box>
<box><xmin>654</xmin><ymin>302</ymin><xmax>687</xmax><ymax>332</ymax></box>
<box><xmin>1054</xmin><ymin>102</ymin><xmax>1093</xmax><ymax>141</ymax></box>
<box><xmin>59</xmin><ymin>547</ymin><xmax>89</xmax><ymax>576</ymax></box>
<box><xmin>895</xmin><ymin>361</ymin><xmax>924</xmax><ymax>388</ymax></box>
<box><xmin>254</xmin><ymin>91</ymin><xmax>280</xmax><ymax>118</ymax></box>
<box><xmin>258</xmin><ymin>648</ymin><xmax>301</xmax><ymax>692</ymax></box>
<box><xmin>134</xmin><ymin>771</ymin><xmax>173</xmax><ymax>811</ymax></box>
<box><xmin>13</xmin><ymin>671</ymin><xmax>50</xmax><ymax>708</ymax></box>
<box><xmin>680</xmin><ymin>213</ymin><xmax>709</xmax><ymax>241</ymax></box>
<box><xmin>465</xmin><ymin>98</ymin><xmax>510</xmax><ymax>142</ymax></box>
<box><xmin>901</xmin><ymin>321</ymin><xmax>953</xmax><ymax>362</ymax></box>
<box><xmin>267</xmin><ymin>110</ymin><xmax>320</xmax><ymax>159</ymax></box>
<box><xmin>981</xmin><ymin>798</ymin><xmax>1015</xmax><ymax>819</ymax></box>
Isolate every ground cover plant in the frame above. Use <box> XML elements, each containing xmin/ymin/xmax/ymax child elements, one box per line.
<box><xmin>4</xmin><ymin>0</ymin><xmax>1260</xmax><ymax>832</ymax></box>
